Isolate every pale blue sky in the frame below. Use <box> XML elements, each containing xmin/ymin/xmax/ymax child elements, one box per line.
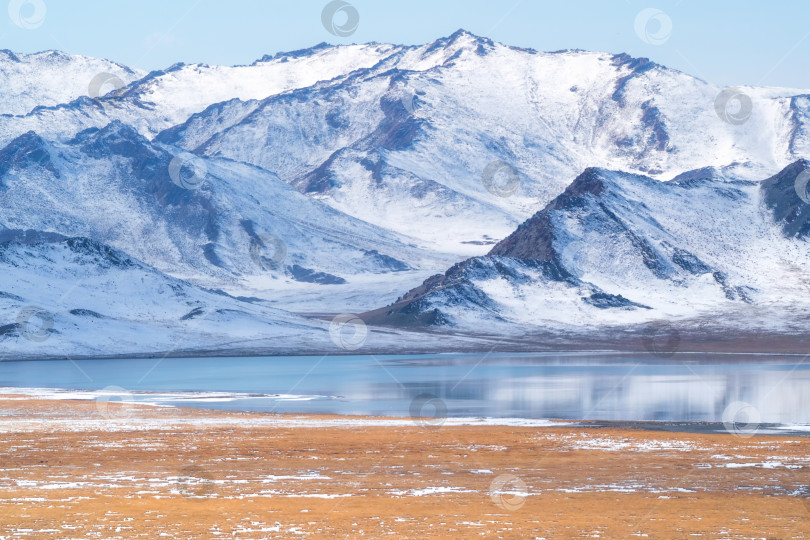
<box><xmin>2</xmin><ymin>0</ymin><xmax>809</xmax><ymax>88</ymax></box>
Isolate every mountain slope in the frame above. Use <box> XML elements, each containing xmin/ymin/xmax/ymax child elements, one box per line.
<box><xmin>0</xmin><ymin>122</ymin><xmax>448</xmax><ymax>313</ymax></box>
<box><xmin>0</xmin><ymin>230</ymin><xmax>332</xmax><ymax>358</ymax></box>
<box><xmin>2</xmin><ymin>34</ymin><xmax>810</xmax><ymax>357</ymax></box>
<box><xmin>157</xmin><ymin>31</ymin><xmax>810</xmax><ymax>256</ymax></box>
<box><xmin>0</xmin><ymin>50</ymin><xmax>144</xmax><ymax>115</ymax></box>
<box><xmin>366</xmin><ymin>160</ymin><xmax>810</xmax><ymax>333</ymax></box>
<box><xmin>2</xmin><ymin>32</ymin><xmax>808</xmax><ymax>259</ymax></box>
<box><xmin>0</xmin><ymin>42</ymin><xmax>410</xmax><ymax>147</ymax></box>
<box><xmin>0</xmin><ymin>230</ymin><xmax>500</xmax><ymax>358</ymax></box>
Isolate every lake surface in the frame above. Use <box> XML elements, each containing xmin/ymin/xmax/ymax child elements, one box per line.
<box><xmin>2</xmin><ymin>352</ymin><xmax>810</xmax><ymax>423</ymax></box>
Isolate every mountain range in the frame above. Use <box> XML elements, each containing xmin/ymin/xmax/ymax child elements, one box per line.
<box><xmin>2</xmin><ymin>30</ymin><xmax>810</xmax><ymax>359</ymax></box>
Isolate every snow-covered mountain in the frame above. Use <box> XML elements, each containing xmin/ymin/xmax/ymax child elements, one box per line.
<box><xmin>6</xmin><ymin>32</ymin><xmax>810</xmax><ymax>256</ymax></box>
<box><xmin>0</xmin><ymin>42</ymin><xmax>406</xmax><ymax>147</ymax></box>
<box><xmin>366</xmin><ymin>160</ymin><xmax>810</xmax><ymax>337</ymax></box>
<box><xmin>157</xmin><ymin>30</ymin><xmax>810</xmax><ymax>256</ymax></box>
<box><xmin>0</xmin><ymin>121</ymin><xmax>449</xmax><ymax>313</ymax></box>
<box><xmin>1</xmin><ymin>31</ymin><xmax>810</xmax><ymax>358</ymax></box>
<box><xmin>0</xmin><ymin>229</ymin><xmax>332</xmax><ymax>358</ymax></box>
<box><xmin>0</xmin><ymin>50</ymin><xmax>144</xmax><ymax>115</ymax></box>
<box><xmin>0</xmin><ymin>229</ymin><xmax>488</xmax><ymax>359</ymax></box>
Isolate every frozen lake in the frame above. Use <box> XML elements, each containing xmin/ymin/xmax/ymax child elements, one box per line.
<box><xmin>1</xmin><ymin>352</ymin><xmax>809</xmax><ymax>424</ymax></box>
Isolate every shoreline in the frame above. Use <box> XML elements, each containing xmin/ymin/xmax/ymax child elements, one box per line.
<box><xmin>3</xmin><ymin>346</ymin><xmax>810</xmax><ymax>363</ymax></box>
<box><xmin>1</xmin><ymin>386</ymin><xmax>809</xmax><ymax>436</ymax></box>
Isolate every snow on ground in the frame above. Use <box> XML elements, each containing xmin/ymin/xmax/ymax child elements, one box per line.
<box><xmin>542</xmin><ymin>433</ymin><xmax>712</xmax><ymax>452</ymax></box>
<box><xmin>0</xmin><ymin>50</ymin><xmax>144</xmax><ymax>115</ymax></box>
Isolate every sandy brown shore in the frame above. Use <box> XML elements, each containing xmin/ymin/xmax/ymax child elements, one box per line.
<box><xmin>0</xmin><ymin>397</ymin><xmax>809</xmax><ymax>538</ymax></box>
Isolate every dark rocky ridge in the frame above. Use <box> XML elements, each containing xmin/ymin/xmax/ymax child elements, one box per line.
<box><xmin>760</xmin><ymin>158</ymin><xmax>810</xmax><ymax>238</ymax></box>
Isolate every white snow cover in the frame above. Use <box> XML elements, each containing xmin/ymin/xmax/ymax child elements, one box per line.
<box><xmin>0</xmin><ymin>235</ymin><xmax>483</xmax><ymax>358</ymax></box>
<box><xmin>0</xmin><ymin>31</ymin><xmax>809</xmax><ymax>358</ymax></box>
<box><xmin>0</xmin><ymin>42</ymin><xmax>402</xmax><ymax>145</ymax></box>
<box><xmin>0</xmin><ymin>123</ymin><xmax>450</xmax><ymax>313</ymax></box>
<box><xmin>161</xmin><ymin>32</ymin><xmax>810</xmax><ymax>255</ymax></box>
<box><xmin>0</xmin><ymin>50</ymin><xmax>145</xmax><ymax>115</ymax></box>
<box><xmin>392</xmin><ymin>164</ymin><xmax>810</xmax><ymax>333</ymax></box>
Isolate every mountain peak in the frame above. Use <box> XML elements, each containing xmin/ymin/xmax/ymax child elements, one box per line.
<box><xmin>423</xmin><ymin>29</ymin><xmax>495</xmax><ymax>56</ymax></box>
<box><xmin>73</xmin><ymin>120</ymin><xmax>145</xmax><ymax>145</ymax></box>
<box><xmin>611</xmin><ymin>52</ymin><xmax>656</xmax><ymax>69</ymax></box>
<box><xmin>554</xmin><ymin>167</ymin><xmax>609</xmax><ymax>201</ymax></box>
<box><xmin>252</xmin><ymin>42</ymin><xmax>332</xmax><ymax>65</ymax></box>
<box><xmin>0</xmin><ymin>49</ymin><xmax>20</xmax><ymax>62</ymax></box>
<box><xmin>0</xmin><ymin>131</ymin><xmax>56</xmax><ymax>179</ymax></box>
<box><xmin>447</xmin><ymin>28</ymin><xmax>494</xmax><ymax>45</ymax></box>
<box><xmin>74</xmin><ymin>120</ymin><xmax>155</xmax><ymax>162</ymax></box>
<box><xmin>448</xmin><ymin>28</ymin><xmax>481</xmax><ymax>40</ymax></box>
<box><xmin>487</xmin><ymin>167</ymin><xmax>657</xmax><ymax>262</ymax></box>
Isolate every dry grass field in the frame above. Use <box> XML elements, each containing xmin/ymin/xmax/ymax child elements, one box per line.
<box><xmin>0</xmin><ymin>396</ymin><xmax>808</xmax><ymax>538</ymax></box>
